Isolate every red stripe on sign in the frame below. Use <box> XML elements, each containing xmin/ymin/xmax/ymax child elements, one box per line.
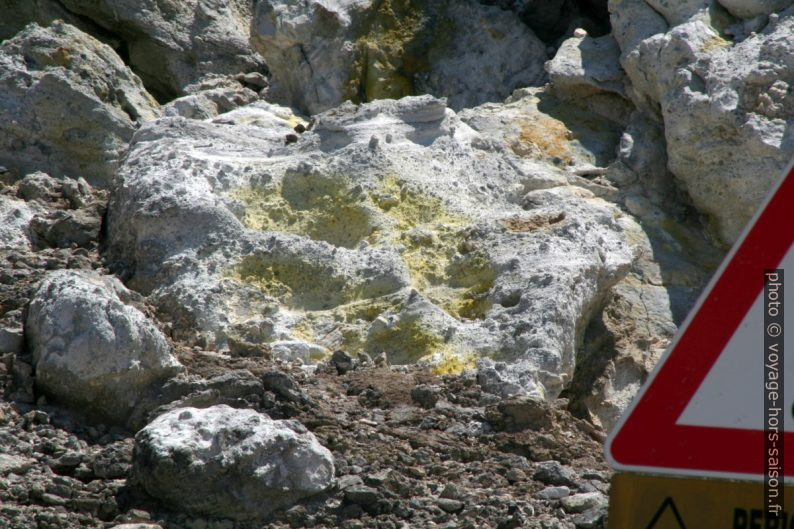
<box><xmin>609</xmin><ymin>164</ymin><xmax>794</xmax><ymax>478</ymax></box>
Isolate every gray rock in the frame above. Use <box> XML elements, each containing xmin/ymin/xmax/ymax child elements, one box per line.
<box><xmin>533</xmin><ymin>461</ymin><xmax>577</xmax><ymax>487</ymax></box>
<box><xmin>162</xmin><ymin>77</ymin><xmax>261</xmax><ymax>120</ymax></box>
<box><xmin>250</xmin><ymin>0</ymin><xmax>547</xmax><ymax>113</ymax></box>
<box><xmin>30</xmin><ymin>208</ymin><xmax>102</xmax><ymax>249</ymax></box>
<box><xmin>547</xmin><ymin>32</ymin><xmax>627</xmax><ymax>98</ymax></box>
<box><xmin>0</xmin><ymin>453</ymin><xmax>36</xmax><ymax>476</ymax></box>
<box><xmin>0</xmin><ymin>323</ymin><xmax>24</xmax><ymax>355</ymax></box>
<box><xmin>439</xmin><ymin>483</ymin><xmax>462</xmax><ymax>499</ymax></box>
<box><xmin>270</xmin><ymin>340</ymin><xmax>329</xmax><ymax>363</ymax></box>
<box><xmin>561</xmin><ymin>492</ymin><xmax>607</xmax><ymax>513</ymax></box>
<box><xmin>537</xmin><ymin>486</ymin><xmax>571</xmax><ymax>500</ymax></box>
<box><xmin>610</xmin><ymin>3</ymin><xmax>794</xmax><ymax>244</ymax></box>
<box><xmin>26</xmin><ymin>270</ymin><xmax>182</xmax><ymax>425</ymax></box>
<box><xmin>411</xmin><ymin>384</ymin><xmax>440</xmax><ymax>409</ymax></box>
<box><xmin>133</xmin><ymin>405</ymin><xmax>334</xmax><ymax>520</ymax></box>
<box><xmin>488</xmin><ymin>395</ymin><xmax>554</xmax><ymax>431</ymax></box>
<box><xmin>0</xmin><ymin>195</ymin><xmax>37</xmax><ymax>252</ymax></box>
<box><xmin>331</xmin><ymin>350</ymin><xmax>356</xmax><ymax>375</ymax></box>
<box><xmin>0</xmin><ymin>22</ymin><xmax>160</xmax><ymax>187</ymax></box>
<box><xmin>261</xmin><ymin>369</ymin><xmax>310</xmax><ymax>404</ymax></box>
<box><xmin>436</xmin><ymin>497</ymin><xmax>465</xmax><ymax>513</ymax></box>
<box><xmin>337</xmin><ymin>474</ymin><xmax>364</xmax><ymax>490</ymax></box>
<box><xmin>344</xmin><ymin>484</ymin><xmax>379</xmax><ymax>506</ymax></box>
<box><xmin>16</xmin><ymin>172</ymin><xmax>62</xmax><ymax>202</ymax></box>
<box><xmin>8</xmin><ymin>356</ymin><xmax>35</xmax><ymax>403</ymax></box>
<box><xmin>573</xmin><ymin>505</ymin><xmax>609</xmax><ymax>528</ymax></box>
<box><xmin>477</xmin><ymin>358</ymin><xmax>542</xmax><ymax>399</ymax></box>
<box><xmin>58</xmin><ymin>0</ymin><xmax>266</xmax><ymax>100</ymax></box>
<box><xmin>105</xmin><ymin>95</ymin><xmax>638</xmax><ymax>401</ymax></box>
<box><xmin>717</xmin><ymin>0</ymin><xmax>792</xmax><ymax>19</ymax></box>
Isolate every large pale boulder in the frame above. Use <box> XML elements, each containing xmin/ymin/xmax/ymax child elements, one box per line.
<box><xmin>107</xmin><ymin>95</ymin><xmax>639</xmax><ymax>399</ymax></box>
<box><xmin>133</xmin><ymin>405</ymin><xmax>334</xmax><ymax>519</ymax></box>
<box><xmin>250</xmin><ymin>0</ymin><xmax>547</xmax><ymax>113</ymax></box>
<box><xmin>656</xmin><ymin>19</ymin><xmax>794</xmax><ymax>244</ymax></box>
<box><xmin>26</xmin><ymin>270</ymin><xmax>182</xmax><ymax>425</ymax></box>
<box><xmin>0</xmin><ymin>22</ymin><xmax>160</xmax><ymax>188</ymax></box>
<box><xmin>546</xmin><ymin>32</ymin><xmax>627</xmax><ymax>99</ymax></box>
<box><xmin>608</xmin><ymin>3</ymin><xmax>794</xmax><ymax>244</ymax></box>
<box><xmin>58</xmin><ymin>0</ymin><xmax>267</xmax><ymax>100</ymax></box>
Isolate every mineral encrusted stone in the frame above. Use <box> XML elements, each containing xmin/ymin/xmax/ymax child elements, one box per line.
<box><xmin>133</xmin><ymin>405</ymin><xmax>334</xmax><ymax>520</ymax></box>
<box><xmin>107</xmin><ymin>95</ymin><xmax>638</xmax><ymax>399</ymax></box>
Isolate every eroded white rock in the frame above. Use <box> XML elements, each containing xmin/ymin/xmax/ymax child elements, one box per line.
<box><xmin>608</xmin><ymin>3</ymin><xmax>794</xmax><ymax>244</ymax></box>
<box><xmin>0</xmin><ymin>195</ymin><xmax>37</xmax><ymax>252</ymax></box>
<box><xmin>107</xmin><ymin>95</ymin><xmax>639</xmax><ymax>399</ymax></box>
<box><xmin>27</xmin><ymin>270</ymin><xmax>182</xmax><ymax>425</ymax></box>
<box><xmin>133</xmin><ymin>405</ymin><xmax>334</xmax><ymax>520</ymax></box>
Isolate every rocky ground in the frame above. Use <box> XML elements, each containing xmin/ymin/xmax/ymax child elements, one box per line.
<box><xmin>1</xmin><ymin>348</ymin><xmax>612</xmax><ymax>529</ymax></box>
<box><xmin>1</xmin><ymin>0</ymin><xmax>793</xmax><ymax>528</ymax></box>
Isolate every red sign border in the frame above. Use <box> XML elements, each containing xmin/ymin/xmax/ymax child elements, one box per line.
<box><xmin>606</xmin><ymin>162</ymin><xmax>794</xmax><ymax>480</ymax></box>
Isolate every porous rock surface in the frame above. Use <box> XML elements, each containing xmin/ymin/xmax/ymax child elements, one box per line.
<box><xmin>107</xmin><ymin>95</ymin><xmax>639</xmax><ymax>400</ymax></box>
<box><xmin>251</xmin><ymin>0</ymin><xmax>548</xmax><ymax>113</ymax></box>
<box><xmin>607</xmin><ymin>1</ymin><xmax>794</xmax><ymax>244</ymax></box>
<box><xmin>26</xmin><ymin>270</ymin><xmax>182</xmax><ymax>426</ymax></box>
<box><xmin>161</xmin><ymin>75</ymin><xmax>264</xmax><ymax>120</ymax></box>
<box><xmin>0</xmin><ymin>195</ymin><xmax>38</xmax><ymax>253</ymax></box>
<box><xmin>57</xmin><ymin>0</ymin><xmax>267</xmax><ymax>101</ymax></box>
<box><xmin>0</xmin><ymin>21</ymin><xmax>160</xmax><ymax>188</ymax></box>
<box><xmin>133</xmin><ymin>405</ymin><xmax>335</xmax><ymax>520</ymax></box>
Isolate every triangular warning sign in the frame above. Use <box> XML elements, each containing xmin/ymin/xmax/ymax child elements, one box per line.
<box><xmin>606</xmin><ymin>162</ymin><xmax>794</xmax><ymax>481</ymax></box>
<box><xmin>645</xmin><ymin>497</ymin><xmax>687</xmax><ymax>529</ymax></box>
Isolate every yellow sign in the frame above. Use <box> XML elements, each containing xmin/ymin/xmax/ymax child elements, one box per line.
<box><xmin>609</xmin><ymin>473</ymin><xmax>794</xmax><ymax>528</ymax></box>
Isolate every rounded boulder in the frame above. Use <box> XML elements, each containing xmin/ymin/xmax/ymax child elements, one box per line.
<box><xmin>133</xmin><ymin>405</ymin><xmax>335</xmax><ymax>520</ymax></box>
<box><xmin>27</xmin><ymin>270</ymin><xmax>182</xmax><ymax>425</ymax></box>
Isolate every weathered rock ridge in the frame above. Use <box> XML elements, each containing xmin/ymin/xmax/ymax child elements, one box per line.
<box><xmin>106</xmin><ymin>95</ymin><xmax>639</xmax><ymax>401</ymax></box>
<box><xmin>57</xmin><ymin>0</ymin><xmax>267</xmax><ymax>101</ymax></box>
<box><xmin>251</xmin><ymin>0</ymin><xmax>548</xmax><ymax>113</ymax></box>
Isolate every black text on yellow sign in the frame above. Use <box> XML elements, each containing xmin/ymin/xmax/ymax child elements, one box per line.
<box><xmin>609</xmin><ymin>473</ymin><xmax>794</xmax><ymax>528</ymax></box>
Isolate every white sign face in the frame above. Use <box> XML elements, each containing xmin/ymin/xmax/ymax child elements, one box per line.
<box><xmin>678</xmin><ymin>244</ymin><xmax>793</xmax><ymax>432</ymax></box>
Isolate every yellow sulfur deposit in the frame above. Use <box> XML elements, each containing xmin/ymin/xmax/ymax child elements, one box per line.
<box><xmin>224</xmin><ymin>173</ymin><xmax>497</xmax><ymax>365</ymax></box>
